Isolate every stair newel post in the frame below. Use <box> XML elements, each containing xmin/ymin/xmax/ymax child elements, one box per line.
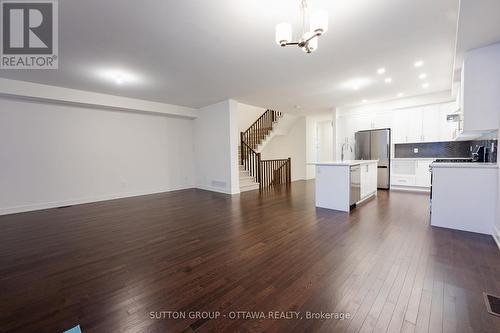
<box><xmin>240</xmin><ymin>132</ymin><xmax>244</xmax><ymax>165</ymax></box>
<box><xmin>287</xmin><ymin>157</ymin><xmax>291</xmax><ymax>185</ymax></box>
<box><xmin>268</xmin><ymin>110</ymin><xmax>272</xmax><ymax>131</ymax></box>
<box><xmin>257</xmin><ymin>152</ymin><xmax>261</xmax><ymax>188</ymax></box>
<box><xmin>266</xmin><ymin>110</ymin><xmax>269</xmax><ymax>131</ymax></box>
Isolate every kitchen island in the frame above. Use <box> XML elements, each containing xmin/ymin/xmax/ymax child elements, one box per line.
<box><xmin>310</xmin><ymin>160</ymin><xmax>378</xmax><ymax>212</ymax></box>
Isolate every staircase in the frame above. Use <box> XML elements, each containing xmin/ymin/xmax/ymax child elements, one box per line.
<box><xmin>239</xmin><ymin>109</ymin><xmax>292</xmax><ymax>192</ymax></box>
<box><xmin>239</xmin><ymin>165</ymin><xmax>260</xmax><ymax>192</ymax></box>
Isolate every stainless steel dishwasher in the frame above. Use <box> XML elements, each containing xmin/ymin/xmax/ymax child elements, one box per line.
<box><xmin>350</xmin><ymin>165</ymin><xmax>361</xmax><ymax>206</ymax></box>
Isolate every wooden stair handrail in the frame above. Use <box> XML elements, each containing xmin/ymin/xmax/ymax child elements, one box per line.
<box><xmin>239</xmin><ymin>109</ymin><xmax>290</xmax><ymax>190</ymax></box>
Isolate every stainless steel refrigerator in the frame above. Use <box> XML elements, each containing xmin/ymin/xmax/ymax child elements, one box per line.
<box><xmin>355</xmin><ymin>129</ymin><xmax>391</xmax><ymax>189</ymax></box>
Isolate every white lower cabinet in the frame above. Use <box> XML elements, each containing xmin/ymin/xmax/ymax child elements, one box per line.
<box><xmin>392</xmin><ymin>175</ymin><xmax>416</xmax><ymax>186</ymax></box>
<box><xmin>360</xmin><ymin>162</ymin><xmax>377</xmax><ymax>199</ymax></box>
<box><xmin>391</xmin><ymin>159</ymin><xmax>433</xmax><ymax>190</ymax></box>
<box><xmin>415</xmin><ymin>160</ymin><xmax>432</xmax><ymax>187</ymax></box>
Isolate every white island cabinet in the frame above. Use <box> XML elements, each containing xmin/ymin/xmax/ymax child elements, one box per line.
<box><xmin>310</xmin><ymin>160</ymin><xmax>378</xmax><ymax>212</ymax></box>
<box><xmin>430</xmin><ymin>162</ymin><xmax>498</xmax><ymax>235</ymax></box>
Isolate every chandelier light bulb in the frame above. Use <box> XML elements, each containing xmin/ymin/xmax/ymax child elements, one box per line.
<box><xmin>310</xmin><ymin>10</ymin><xmax>328</xmax><ymax>35</ymax></box>
<box><xmin>275</xmin><ymin>22</ymin><xmax>292</xmax><ymax>46</ymax></box>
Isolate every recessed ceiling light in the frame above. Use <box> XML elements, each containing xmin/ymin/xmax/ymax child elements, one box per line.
<box><xmin>384</xmin><ymin>77</ymin><xmax>392</xmax><ymax>84</ymax></box>
<box><xmin>418</xmin><ymin>73</ymin><xmax>427</xmax><ymax>79</ymax></box>
<box><xmin>397</xmin><ymin>93</ymin><xmax>404</xmax><ymax>97</ymax></box>
<box><xmin>414</xmin><ymin>60</ymin><xmax>424</xmax><ymax>67</ymax></box>
<box><xmin>377</xmin><ymin>68</ymin><xmax>386</xmax><ymax>74</ymax></box>
<box><xmin>97</xmin><ymin>68</ymin><xmax>140</xmax><ymax>85</ymax></box>
<box><xmin>362</xmin><ymin>99</ymin><xmax>368</xmax><ymax>103</ymax></box>
<box><xmin>422</xmin><ymin>82</ymin><xmax>429</xmax><ymax>89</ymax></box>
<box><xmin>342</xmin><ymin>78</ymin><xmax>371</xmax><ymax>91</ymax></box>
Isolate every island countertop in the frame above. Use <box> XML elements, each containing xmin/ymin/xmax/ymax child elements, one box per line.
<box><xmin>430</xmin><ymin>162</ymin><xmax>498</xmax><ymax>169</ymax></box>
<box><xmin>308</xmin><ymin>160</ymin><xmax>379</xmax><ymax>167</ymax></box>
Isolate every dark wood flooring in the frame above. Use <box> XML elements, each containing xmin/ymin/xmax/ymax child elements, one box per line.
<box><xmin>1</xmin><ymin>181</ymin><xmax>499</xmax><ymax>333</ymax></box>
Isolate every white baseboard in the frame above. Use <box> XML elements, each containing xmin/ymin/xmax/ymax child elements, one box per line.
<box><xmin>0</xmin><ymin>185</ymin><xmax>193</xmax><ymax>216</ymax></box>
<box><xmin>195</xmin><ymin>185</ymin><xmax>236</xmax><ymax>195</ymax></box>
<box><xmin>493</xmin><ymin>225</ymin><xmax>500</xmax><ymax>251</ymax></box>
<box><xmin>390</xmin><ymin>186</ymin><xmax>430</xmax><ymax>193</ymax></box>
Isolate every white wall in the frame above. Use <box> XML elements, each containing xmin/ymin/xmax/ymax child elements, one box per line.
<box><xmin>194</xmin><ymin>99</ymin><xmax>239</xmax><ymax>194</ymax></box>
<box><xmin>305</xmin><ymin>113</ymin><xmax>334</xmax><ymax>179</ymax></box>
<box><xmin>0</xmin><ymin>97</ymin><xmax>195</xmax><ymax>215</ymax></box>
<box><xmin>261</xmin><ymin>116</ymin><xmax>307</xmax><ymax>181</ymax></box>
<box><xmin>317</xmin><ymin>121</ymin><xmax>334</xmax><ymax>161</ymax></box>
<box><xmin>237</xmin><ymin>102</ymin><xmax>265</xmax><ymax>133</ymax></box>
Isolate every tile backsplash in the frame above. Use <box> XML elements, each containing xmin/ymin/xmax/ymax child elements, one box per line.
<box><xmin>395</xmin><ymin>140</ymin><xmax>497</xmax><ymax>162</ymax></box>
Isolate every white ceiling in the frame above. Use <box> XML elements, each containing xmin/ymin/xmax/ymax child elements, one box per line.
<box><xmin>0</xmin><ymin>0</ymin><xmax>461</xmax><ymax>112</ymax></box>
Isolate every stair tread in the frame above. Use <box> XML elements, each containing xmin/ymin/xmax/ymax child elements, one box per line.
<box><xmin>239</xmin><ymin>183</ymin><xmax>260</xmax><ymax>192</ymax></box>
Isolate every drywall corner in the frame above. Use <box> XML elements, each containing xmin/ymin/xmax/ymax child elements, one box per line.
<box><xmin>194</xmin><ymin>99</ymin><xmax>240</xmax><ymax>195</ymax></box>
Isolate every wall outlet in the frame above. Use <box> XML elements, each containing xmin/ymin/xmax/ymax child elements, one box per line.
<box><xmin>413</xmin><ymin>148</ymin><xmax>419</xmax><ymax>154</ymax></box>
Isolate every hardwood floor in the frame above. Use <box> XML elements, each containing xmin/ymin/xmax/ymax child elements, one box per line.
<box><xmin>1</xmin><ymin>180</ymin><xmax>499</xmax><ymax>333</ymax></box>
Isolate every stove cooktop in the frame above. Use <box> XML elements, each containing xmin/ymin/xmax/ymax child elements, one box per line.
<box><xmin>433</xmin><ymin>158</ymin><xmax>474</xmax><ymax>163</ymax></box>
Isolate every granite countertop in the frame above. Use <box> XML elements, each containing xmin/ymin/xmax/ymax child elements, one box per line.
<box><xmin>430</xmin><ymin>162</ymin><xmax>498</xmax><ymax>169</ymax></box>
<box><xmin>308</xmin><ymin>160</ymin><xmax>379</xmax><ymax>166</ymax></box>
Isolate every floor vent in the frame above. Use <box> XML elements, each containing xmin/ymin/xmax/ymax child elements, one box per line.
<box><xmin>484</xmin><ymin>292</ymin><xmax>500</xmax><ymax>317</ymax></box>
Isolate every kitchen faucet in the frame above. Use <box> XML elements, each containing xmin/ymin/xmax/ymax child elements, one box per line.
<box><xmin>341</xmin><ymin>142</ymin><xmax>353</xmax><ymax>161</ymax></box>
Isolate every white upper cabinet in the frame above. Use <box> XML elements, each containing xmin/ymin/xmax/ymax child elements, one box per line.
<box><xmin>372</xmin><ymin>111</ymin><xmax>393</xmax><ymax>130</ymax></box>
<box><xmin>461</xmin><ymin>43</ymin><xmax>500</xmax><ymax>132</ymax></box>
<box><xmin>392</xmin><ymin>110</ymin><xmax>409</xmax><ymax>143</ymax></box>
<box><xmin>393</xmin><ymin>107</ymin><xmax>423</xmax><ymax>143</ymax></box>
<box><xmin>353</xmin><ymin>114</ymin><xmax>372</xmax><ymax>132</ymax></box>
<box><xmin>337</xmin><ymin>102</ymin><xmax>458</xmax><ymax>147</ymax></box>
<box><xmin>421</xmin><ymin>106</ymin><xmax>441</xmax><ymax>142</ymax></box>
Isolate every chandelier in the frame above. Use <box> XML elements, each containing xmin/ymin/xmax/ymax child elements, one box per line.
<box><xmin>275</xmin><ymin>0</ymin><xmax>328</xmax><ymax>53</ymax></box>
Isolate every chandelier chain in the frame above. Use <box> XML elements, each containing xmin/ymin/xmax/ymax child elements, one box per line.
<box><xmin>300</xmin><ymin>0</ymin><xmax>308</xmax><ymax>35</ymax></box>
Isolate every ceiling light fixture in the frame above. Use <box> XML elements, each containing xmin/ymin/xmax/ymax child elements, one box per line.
<box><xmin>98</xmin><ymin>69</ymin><xmax>139</xmax><ymax>86</ymax></box>
<box><xmin>422</xmin><ymin>82</ymin><xmax>429</xmax><ymax>89</ymax></box>
<box><xmin>342</xmin><ymin>78</ymin><xmax>371</xmax><ymax>91</ymax></box>
<box><xmin>275</xmin><ymin>0</ymin><xmax>328</xmax><ymax>54</ymax></box>
<box><xmin>414</xmin><ymin>60</ymin><xmax>424</xmax><ymax>67</ymax></box>
<box><xmin>377</xmin><ymin>68</ymin><xmax>386</xmax><ymax>74</ymax></box>
<box><xmin>362</xmin><ymin>99</ymin><xmax>368</xmax><ymax>103</ymax></box>
<box><xmin>384</xmin><ymin>77</ymin><xmax>392</xmax><ymax>83</ymax></box>
<box><xmin>418</xmin><ymin>73</ymin><xmax>427</xmax><ymax>79</ymax></box>
<box><xmin>397</xmin><ymin>92</ymin><xmax>404</xmax><ymax>97</ymax></box>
